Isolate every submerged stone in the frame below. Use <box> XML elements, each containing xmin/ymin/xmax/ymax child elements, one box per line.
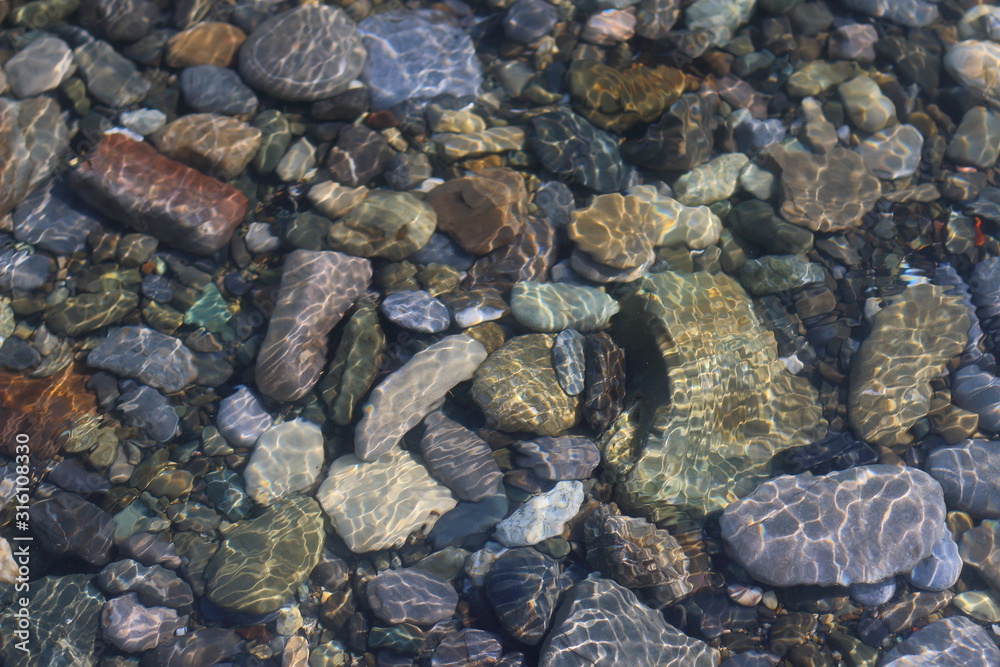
<box><xmin>567</xmin><ymin>60</ymin><xmax>684</xmax><ymax>132</ymax></box>
<box><xmin>776</xmin><ymin>146</ymin><xmax>881</xmax><ymax>232</ymax></box>
<box><xmin>529</xmin><ymin>108</ymin><xmax>630</xmax><ymax>193</ymax></box>
<box><xmin>420</xmin><ymin>411</ymin><xmax>503</xmax><ymax>502</ymax></box>
<box><xmin>319</xmin><ymin>305</ymin><xmax>385</xmax><ymax>426</ymax></box>
<box><xmin>511</xmin><ymin>281</ymin><xmax>620</xmax><ymax>332</ymax></box>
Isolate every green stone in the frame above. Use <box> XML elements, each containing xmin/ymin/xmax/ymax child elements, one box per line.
<box><xmin>327</xmin><ymin>191</ymin><xmax>436</xmax><ymax>260</ymax></box>
<box><xmin>183</xmin><ymin>283</ymin><xmax>232</xmax><ymax>334</ymax></box>
<box><xmin>44</xmin><ymin>289</ymin><xmax>138</xmax><ymax>336</ymax></box>
<box><xmin>142</xmin><ymin>300</ymin><xmax>184</xmax><ymax>334</ymax></box>
<box><xmin>319</xmin><ymin>305</ymin><xmax>386</xmax><ymax>426</ymax></box>
<box><xmin>205</xmin><ymin>495</ymin><xmax>324</xmax><ymax>613</ymax></box>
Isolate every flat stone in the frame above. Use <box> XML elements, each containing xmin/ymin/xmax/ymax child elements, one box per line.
<box><xmin>78</xmin><ymin>0</ymin><xmax>158</xmax><ymax>41</ymax></box>
<box><xmin>567</xmin><ymin>60</ymin><xmax>684</xmax><ymax>133</ymax></box>
<box><xmin>880</xmin><ymin>616</ymin><xmax>1000</xmax><ymax>667</ymax></box>
<box><xmin>205</xmin><ymin>496</ymin><xmax>324</xmax><ymax>614</ymax></box>
<box><xmin>12</xmin><ymin>180</ymin><xmax>101</xmax><ymax>255</ymax></box>
<box><xmin>568</xmin><ymin>193</ymin><xmax>655</xmax><ymax>270</ymax></box>
<box><xmin>98</xmin><ymin>559</ymin><xmax>193</xmax><ymax>610</ymax></box>
<box><xmin>101</xmin><ymin>592</ymin><xmax>186</xmax><ymax>652</ymax></box>
<box><xmin>529</xmin><ymin>107</ymin><xmax>630</xmax><ymax>193</ymax></box>
<box><xmin>420</xmin><ymin>411</ymin><xmax>502</xmax><ymax>502</ymax></box>
<box><xmin>328</xmin><ymin>190</ymin><xmax>436</xmax><ymax>260</ymax></box>
<box><xmin>366</xmin><ymin>568</ymin><xmax>458</xmax><ymax>624</ymax></box>
<box><xmin>855</xmin><ymin>124</ymin><xmax>923</xmax><ymax>180</ymax></box>
<box><xmin>70</xmin><ymin>133</ymin><xmax>248</xmax><ymax>254</ymax></box>
<box><xmin>0</xmin><ymin>96</ymin><xmax>69</xmax><ymax>217</ymax></box>
<box><xmin>721</xmin><ymin>465</ymin><xmax>945</xmax><ymax>587</ymax></box>
<box><xmin>244</xmin><ymin>419</ymin><xmax>324</xmax><ymax>507</ymax></box>
<box><xmin>216</xmin><ymin>385</ymin><xmax>273</xmax><ymax>447</ymax></box>
<box><xmin>308</xmin><ymin>182</ymin><xmax>368</xmax><ymax>219</ymax></box>
<box><xmin>623</xmin><ymin>93</ymin><xmax>717</xmax><ymax>172</ymax></box>
<box><xmin>495</xmin><ymin>481</ymin><xmax>584</xmax><ymax>547</ymax></box>
<box><xmin>380</xmin><ymin>290</ymin><xmax>451</xmax><ymax>333</ymax></box>
<box><xmin>426</xmin><ymin>167</ymin><xmax>527</xmax><ymax>255</ymax></box>
<box><xmin>144</xmin><ymin>629</ymin><xmax>241</xmax><ymax>667</ymax></box>
<box><xmin>786</xmin><ymin>60</ymin><xmax>857</xmax><ymax>97</ymax></box>
<box><xmin>947</xmin><ymin>106</ymin><xmax>1000</xmax><ymax>169</ymax></box>
<box><xmin>255</xmin><ymin>250</ymin><xmax>372</xmax><ymax>402</ymax></box>
<box><xmin>906</xmin><ymin>533</ymin><xmax>962</xmax><ymax>591</ymax></box>
<box><xmin>849</xmin><ymin>283</ymin><xmax>969</xmax><ymax>447</ymax></box>
<box><xmin>120</xmin><ymin>108</ymin><xmax>166</xmax><ymax>136</ymax></box>
<box><xmin>552</xmin><ymin>329</ymin><xmax>586</xmax><ymax>396</ymax></box>
<box><xmin>317</xmin><ymin>448</ymin><xmax>458</xmax><ymax>552</ymax></box>
<box><xmin>152</xmin><ymin>113</ymin><xmax>260</xmax><ymax>180</ymax></box>
<box><xmin>180</xmin><ymin>65</ymin><xmax>258</xmax><ymax>116</ymax></box>
<box><xmin>511</xmin><ymin>281</ymin><xmax>620</xmax><ymax>332</ymax></box>
<box><xmin>4</xmin><ymin>37</ymin><xmax>75</xmax><ymax>98</ymax></box>
<box><xmin>927</xmin><ymin>439</ymin><xmax>1000</xmax><ymax>519</ymax></box>
<box><xmin>356</xmin><ymin>334</ymin><xmax>487</xmax><ymax>461</ymax></box>
<box><xmin>776</xmin><ymin>146</ymin><xmax>881</xmax><ymax>232</ymax></box>
<box><xmin>30</xmin><ymin>492</ymin><xmax>115</xmax><ymax>566</ymax></box>
<box><xmin>727</xmin><ymin>199</ymin><xmax>813</xmax><ymax>255</ymax></box>
<box><xmin>275</xmin><ymin>137</ymin><xmax>316</xmax><ymax>182</ymax></box>
<box><xmin>472</xmin><ymin>334</ymin><xmax>579</xmax><ymax>436</ymax></box>
<box><xmin>239</xmin><ymin>5</ymin><xmax>366</xmax><ymax>102</ymax></box>
<box><xmin>318</xmin><ymin>304</ymin><xmax>385</xmax><ymax>426</ymax></box>
<box><xmin>165</xmin><ymin>22</ymin><xmax>246</xmax><ymax>68</ymax></box>
<box><xmin>539</xmin><ymin>577</ymin><xmax>717</xmax><ymax>666</ymax></box>
<box><xmin>435</xmin><ymin>126</ymin><xmax>526</xmax><ymax>162</ymax></box>
<box><xmin>581</xmin><ymin>8</ymin><xmax>635</xmax><ymax>45</ymax></box>
<box><xmin>838</xmin><ymin>75</ymin><xmax>896</xmax><ymax>133</ymax></box>
<box><xmin>117</xmin><ymin>384</ymin><xmax>178</xmax><ymax>443</ymax></box>
<box><xmin>952</xmin><ymin>366</ymin><xmax>1000</xmax><ymax>433</ymax></box>
<box><xmin>73</xmin><ymin>40</ymin><xmax>149</xmax><ymax>106</ymax></box>
<box><xmin>88</xmin><ymin>327</ymin><xmax>197</xmax><ymax>394</ymax></box>
<box><xmin>614</xmin><ymin>271</ymin><xmax>825</xmax><ymax>522</ymax></box>
<box><xmin>673</xmin><ymin>153</ymin><xmax>748</xmax><ymax>206</ymax></box>
<box><xmin>841</xmin><ymin>0</ymin><xmax>938</xmax><ymax>28</ymax></box>
<box><xmin>486</xmin><ymin>548</ymin><xmax>566</xmax><ymax>645</ymax></box>
<box><xmin>737</xmin><ymin>255</ymin><xmax>825</xmax><ymax>296</ymax></box>
<box><xmin>946</xmin><ymin>41</ymin><xmax>1000</xmax><ymax>108</ymax></box>
<box><xmin>829</xmin><ymin>23</ymin><xmax>878</xmax><ymax>62</ymax></box>
<box><xmin>505</xmin><ymin>0</ymin><xmax>558</xmax><ymax>43</ymax></box>
<box><xmin>357</xmin><ymin>10</ymin><xmax>482</xmax><ymax>109</ymax></box>
<box><xmin>514</xmin><ymin>436</ymin><xmax>601</xmax><ymax>480</ymax></box>
<box><xmin>326</xmin><ymin>125</ymin><xmax>394</xmax><ymax>187</ymax></box>
<box><xmin>684</xmin><ymin>0</ymin><xmax>755</xmax><ymax>48</ymax></box>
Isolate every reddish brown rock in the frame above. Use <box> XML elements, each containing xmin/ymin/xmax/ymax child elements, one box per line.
<box><xmin>465</xmin><ymin>216</ymin><xmax>557</xmax><ymax>291</ymax></box>
<box><xmin>165</xmin><ymin>22</ymin><xmax>247</xmax><ymax>68</ymax></box>
<box><xmin>152</xmin><ymin>114</ymin><xmax>261</xmax><ymax>180</ymax></box>
<box><xmin>426</xmin><ymin>167</ymin><xmax>527</xmax><ymax>255</ymax></box>
<box><xmin>70</xmin><ymin>133</ymin><xmax>248</xmax><ymax>255</ymax></box>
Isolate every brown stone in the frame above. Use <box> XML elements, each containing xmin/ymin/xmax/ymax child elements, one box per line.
<box><xmin>776</xmin><ymin>146</ymin><xmax>882</xmax><ymax>232</ymax></box>
<box><xmin>70</xmin><ymin>133</ymin><xmax>248</xmax><ymax>255</ymax></box>
<box><xmin>152</xmin><ymin>114</ymin><xmax>261</xmax><ymax>180</ymax></box>
<box><xmin>426</xmin><ymin>167</ymin><xmax>527</xmax><ymax>255</ymax></box>
<box><xmin>568</xmin><ymin>193</ymin><xmax>656</xmax><ymax>270</ymax></box>
<box><xmin>165</xmin><ymin>22</ymin><xmax>246</xmax><ymax>68</ymax></box>
<box><xmin>568</xmin><ymin>61</ymin><xmax>685</xmax><ymax>132</ymax></box>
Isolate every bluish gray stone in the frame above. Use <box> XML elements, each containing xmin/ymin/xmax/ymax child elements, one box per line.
<box><xmin>216</xmin><ymin>385</ymin><xmax>273</xmax><ymax>448</ymax></box>
<box><xmin>118</xmin><ymin>383</ymin><xmax>179</xmax><ymax>443</ymax></box>
<box><xmin>907</xmin><ymin>534</ymin><xmax>962</xmax><ymax>591</ymax></box>
<box><xmin>88</xmin><ymin>327</ymin><xmax>198</xmax><ymax>394</ymax></box>
<box><xmin>952</xmin><ymin>366</ymin><xmax>1000</xmax><ymax>433</ymax></box>
<box><xmin>848</xmin><ymin>579</ymin><xmax>896</xmax><ymax>606</ymax></box>
<box><xmin>880</xmin><ymin>616</ymin><xmax>1000</xmax><ymax>667</ymax></box>
<box><xmin>926</xmin><ymin>439</ymin><xmax>1000</xmax><ymax>519</ymax></box>
<box><xmin>552</xmin><ymin>329</ymin><xmax>585</xmax><ymax>396</ymax></box>
<box><xmin>180</xmin><ymin>65</ymin><xmax>258</xmax><ymax>115</ymax></box>
<box><xmin>380</xmin><ymin>289</ymin><xmax>451</xmax><ymax>333</ymax></box>
<box><xmin>505</xmin><ymin>0</ymin><xmax>558</xmax><ymax>44</ymax></box>
<box><xmin>358</xmin><ymin>10</ymin><xmax>482</xmax><ymax>109</ymax></box>
<box><xmin>366</xmin><ymin>568</ymin><xmax>459</xmax><ymax>624</ymax></box>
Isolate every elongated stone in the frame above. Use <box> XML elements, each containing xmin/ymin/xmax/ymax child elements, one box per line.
<box><xmin>256</xmin><ymin>250</ymin><xmax>372</xmax><ymax>403</ymax></box>
<box><xmin>511</xmin><ymin>281</ymin><xmax>619</xmax><ymax>332</ymax></box>
<box><xmin>355</xmin><ymin>334</ymin><xmax>488</xmax><ymax>461</ymax></box>
<box><xmin>70</xmin><ymin>133</ymin><xmax>248</xmax><ymax>255</ymax></box>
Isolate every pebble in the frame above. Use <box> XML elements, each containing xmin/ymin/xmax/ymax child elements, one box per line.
<box><xmin>255</xmin><ymin>250</ymin><xmax>372</xmax><ymax>402</ymax></box>
<box><xmin>505</xmin><ymin>0</ymin><xmax>558</xmax><ymax>43</ymax></box>
<box><xmin>366</xmin><ymin>568</ymin><xmax>458</xmax><ymax>624</ymax></box>
<box><xmin>239</xmin><ymin>5</ymin><xmax>365</xmax><ymax>102</ymax></box>
<box><xmin>327</xmin><ymin>125</ymin><xmax>394</xmax><ymax>187</ymax></box>
<box><xmin>848</xmin><ymin>579</ymin><xmax>896</xmax><ymax>606</ymax></box>
<box><xmin>4</xmin><ymin>37</ymin><xmax>75</xmax><ymax>98</ymax></box>
<box><xmin>73</xmin><ymin>40</ymin><xmax>149</xmax><ymax>107</ymax></box>
<box><xmin>945</xmin><ymin>41</ymin><xmax>1000</xmax><ymax>106</ymax></box>
<box><xmin>12</xmin><ymin>181</ymin><xmax>101</xmax><ymax>255</ymax></box>
<box><xmin>275</xmin><ymin>138</ymin><xmax>316</xmax><ymax>183</ymax></box>
<box><xmin>511</xmin><ymin>281</ymin><xmax>620</xmax><ymax>332</ymax></box>
<box><xmin>117</xmin><ymin>384</ymin><xmax>179</xmax><ymax>443</ymax></box>
<box><xmin>494</xmin><ymin>480</ymin><xmax>584</xmax><ymax>547</ymax></box>
<box><xmin>379</xmin><ymin>289</ymin><xmax>451</xmax><ymax>333</ymax></box>
<box><xmin>581</xmin><ymin>9</ymin><xmax>636</xmax><ymax>45</ymax></box>
<box><xmin>357</xmin><ymin>10</ymin><xmax>482</xmax><ymax>109</ymax></box>
<box><xmin>30</xmin><ymin>492</ymin><xmax>115</xmax><ymax>566</ymax></box>
<box><xmin>101</xmin><ymin>593</ymin><xmax>186</xmax><ymax>652</ymax></box>
<box><xmin>829</xmin><ymin>23</ymin><xmax>878</xmax><ymax>62</ymax></box>
<box><xmin>529</xmin><ymin>107</ymin><xmax>630</xmax><ymax>193</ymax></box>
<box><xmin>737</xmin><ymin>255</ymin><xmax>825</xmax><ymax>296</ymax></box>
<box><xmin>838</xmin><ymin>75</ymin><xmax>896</xmax><ymax>133</ymax></box>
<box><xmin>180</xmin><ymin>65</ymin><xmax>258</xmax><ymax>116</ymax></box>
<box><xmin>720</xmin><ymin>465</ymin><xmax>946</xmax><ymax>587</ymax></box>
<box><xmin>673</xmin><ymin>153</ymin><xmax>748</xmax><ymax>206</ymax></box>
<box><xmin>841</xmin><ymin>0</ymin><xmax>938</xmax><ymax>28</ymax></box>
<box><xmin>216</xmin><ymin>385</ymin><xmax>273</xmax><ymax>447</ymax></box>
<box><xmin>906</xmin><ymin>533</ymin><xmax>963</xmax><ymax>591</ymax></box>
<box><xmin>684</xmin><ymin>0</ymin><xmax>755</xmax><ymax>48</ymax></box>
<box><xmin>926</xmin><ymin>439</ymin><xmax>1000</xmax><ymax>518</ymax></box>
<box><xmin>947</xmin><ymin>106</ymin><xmax>1000</xmax><ymax>169</ymax></box>
<box><xmin>880</xmin><ymin>616</ymin><xmax>1000</xmax><ymax>666</ymax></box>
<box><xmin>515</xmin><ymin>436</ymin><xmax>601</xmax><ymax>481</ymax></box>
<box><xmin>152</xmin><ymin>113</ymin><xmax>261</xmax><ymax>180</ymax></box>
<box><xmin>486</xmin><ymin>547</ymin><xmax>565</xmax><ymax>644</ymax></box>
<box><xmin>88</xmin><ymin>327</ymin><xmax>197</xmax><ymax>394</ymax></box>
<box><xmin>328</xmin><ymin>190</ymin><xmax>436</xmax><ymax>260</ymax></box>
<box><xmin>552</xmin><ymin>329</ymin><xmax>586</xmax><ymax>396</ymax></box>
<box><xmin>952</xmin><ymin>590</ymin><xmax>1000</xmax><ymax>622</ymax></box>
<box><xmin>0</xmin><ymin>96</ymin><xmax>69</xmax><ymax>217</ymax></box>
<box><xmin>426</xmin><ymin>167</ymin><xmax>527</xmax><ymax>254</ymax></box>
<box><xmin>165</xmin><ymin>22</ymin><xmax>246</xmax><ymax>68</ymax></box>
<box><xmin>98</xmin><ymin>559</ymin><xmax>193</xmax><ymax>610</ymax></box>
<box><xmin>317</xmin><ymin>448</ymin><xmax>457</xmax><ymax>552</ymax></box>
<box><xmin>854</xmin><ymin>124</ymin><xmax>923</xmax><ymax>180</ymax></box>
<box><xmin>420</xmin><ymin>411</ymin><xmax>503</xmax><ymax>502</ymax></box>
<box><xmin>243</xmin><ymin>419</ymin><xmax>324</xmax><ymax>507</ymax></box>
<box><xmin>119</xmin><ymin>109</ymin><xmax>166</xmax><ymax>136</ymax></box>
<box><xmin>355</xmin><ymin>334</ymin><xmax>487</xmax><ymax>461</ymax></box>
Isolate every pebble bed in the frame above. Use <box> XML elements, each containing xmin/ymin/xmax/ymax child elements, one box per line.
<box><xmin>4</xmin><ymin>0</ymin><xmax>1000</xmax><ymax>666</ymax></box>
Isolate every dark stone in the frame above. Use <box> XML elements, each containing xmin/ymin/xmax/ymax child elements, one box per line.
<box><xmin>529</xmin><ymin>108</ymin><xmax>630</xmax><ymax>193</ymax></box>
<box><xmin>29</xmin><ymin>492</ymin><xmax>115</xmax><ymax>565</ymax></box>
<box><xmin>486</xmin><ymin>547</ymin><xmax>566</xmax><ymax>644</ymax></box>
<box><xmin>78</xmin><ymin>0</ymin><xmax>159</xmax><ymax>42</ymax></box>
<box><xmin>180</xmin><ymin>65</ymin><xmax>258</xmax><ymax>115</ymax></box>
<box><xmin>327</xmin><ymin>125</ymin><xmax>395</xmax><ymax>187</ymax></box>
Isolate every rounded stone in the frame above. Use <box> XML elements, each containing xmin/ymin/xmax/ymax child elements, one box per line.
<box><xmin>380</xmin><ymin>290</ymin><xmax>451</xmax><ymax>333</ymax></box>
<box><xmin>366</xmin><ymin>568</ymin><xmax>458</xmax><ymax>625</ymax></box>
<box><xmin>239</xmin><ymin>5</ymin><xmax>366</xmax><ymax>102</ymax></box>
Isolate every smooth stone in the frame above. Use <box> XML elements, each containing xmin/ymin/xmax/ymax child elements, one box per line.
<box><xmin>117</xmin><ymin>384</ymin><xmax>179</xmax><ymax>443</ymax></box>
<box><xmin>98</xmin><ymin>559</ymin><xmax>193</xmax><ymax>610</ymax></box>
<box><xmin>581</xmin><ymin>8</ymin><xmax>635</xmax><ymax>45</ymax></box>
<box><xmin>495</xmin><ymin>481</ymin><xmax>584</xmax><ymax>547</ymax></box>
<box><xmin>849</xmin><ymin>283</ymin><xmax>969</xmax><ymax>447</ymax></box>
<box><xmin>216</xmin><ymin>385</ymin><xmax>273</xmax><ymax>448</ymax></box>
<box><xmin>319</xmin><ymin>304</ymin><xmax>385</xmax><ymax>426</ymax></box>
<box><xmin>953</xmin><ymin>590</ymin><xmax>1000</xmax><ymax>622</ymax></box>
<box><xmin>720</xmin><ymin>465</ymin><xmax>946</xmax><ymax>587</ymax></box>
<box><xmin>101</xmin><ymin>592</ymin><xmax>186</xmax><ymax>652</ymax></box>
<box><xmin>152</xmin><ymin>113</ymin><xmax>261</xmax><ymax>180</ymax></box>
<box><xmin>0</xmin><ymin>97</ymin><xmax>69</xmax><ymax>217</ymax></box>
<box><xmin>486</xmin><ymin>548</ymin><xmax>566</xmax><ymax>645</ymax></box>
<box><xmin>927</xmin><ymin>439</ymin><xmax>1000</xmax><ymax>518</ymax></box>
<box><xmin>180</xmin><ymin>65</ymin><xmax>258</xmax><ymax>116</ymax></box>
<box><xmin>673</xmin><ymin>153</ymin><xmax>748</xmax><ymax>206</ymax></box>
<box><xmin>829</xmin><ymin>23</ymin><xmax>878</xmax><ymax>62</ymax></box>
<box><xmin>635</xmin><ymin>0</ymin><xmax>681</xmax><ymax>39</ymax></box>
<box><xmin>317</xmin><ymin>448</ymin><xmax>458</xmax><ymax>552</ymax></box>
<box><xmin>239</xmin><ymin>5</ymin><xmax>366</xmax><ymax>102</ymax></box>
<box><xmin>511</xmin><ymin>281</ymin><xmax>620</xmax><ymax>332</ymax></box>
<box><xmin>255</xmin><ymin>250</ymin><xmax>372</xmax><ymax>403</ymax></box>
<box><xmin>4</xmin><ymin>37</ymin><xmax>75</xmax><ymax>98</ymax></box>
<box><xmin>30</xmin><ymin>492</ymin><xmax>115</xmax><ymax>566</ymax></box>
<box><xmin>326</xmin><ymin>125</ymin><xmax>394</xmax><ymax>187</ymax></box>
<box><xmin>275</xmin><ymin>137</ymin><xmax>316</xmax><ymax>183</ymax></box>
<box><xmin>472</xmin><ymin>334</ymin><xmax>579</xmax><ymax>436</ymax></box>
<box><xmin>70</xmin><ymin>133</ymin><xmax>248</xmax><ymax>255</ymax></box>
<box><xmin>799</xmin><ymin>96</ymin><xmax>838</xmax><ymax>153</ymax></box>
<box><xmin>514</xmin><ymin>436</ymin><xmax>601</xmax><ymax>480</ymax></box>
<box><xmin>252</xmin><ymin>110</ymin><xmax>292</xmax><ymax>175</ymax></box>
<box><xmin>840</xmin><ymin>0</ymin><xmax>938</xmax><ymax>28</ymax></box>
<box><xmin>684</xmin><ymin>0</ymin><xmax>756</xmax><ymax>48</ymax></box>
<box><xmin>379</xmin><ymin>290</ymin><xmax>451</xmax><ymax>333</ymax></box>
<box><xmin>849</xmin><ymin>579</ymin><xmax>896</xmax><ymax>606</ymax></box>
<box><xmin>953</xmin><ymin>367</ymin><xmax>1000</xmax><ymax>433</ymax></box>
<box><xmin>205</xmin><ymin>496</ymin><xmax>324</xmax><ymax>614</ymax></box>
<box><xmin>539</xmin><ymin>577</ymin><xmax>717</xmax><ymax>666</ymax></box>
<box><xmin>165</xmin><ymin>22</ymin><xmax>246</xmax><ymax>68</ymax></box>
<box><xmin>627</xmin><ymin>184</ymin><xmax>722</xmax><ymax>249</ymax></box>
<box><xmin>727</xmin><ymin>199</ymin><xmax>813</xmax><ymax>255</ymax></box>
<box><xmin>426</xmin><ymin>167</ymin><xmax>527</xmax><ymax>254</ymax></box>
<box><xmin>776</xmin><ymin>146</ymin><xmax>882</xmax><ymax>232</ymax></box>
<box><xmin>308</xmin><ymin>182</ymin><xmax>368</xmax><ymax>219</ymax></box>
<box><xmin>945</xmin><ymin>41</ymin><xmax>1000</xmax><ymax>108</ymax></box>
<box><xmin>505</xmin><ymin>0</ymin><xmax>558</xmax><ymax>43</ymax></box>
<box><xmin>838</xmin><ymin>75</ymin><xmax>896</xmax><ymax>132</ymax></box>
<box><xmin>12</xmin><ymin>180</ymin><xmax>101</xmax><ymax>254</ymax></box>
<box><xmin>355</xmin><ymin>334</ymin><xmax>487</xmax><ymax>461</ymax></box>
<box><xmin>786</xmin><ymin>60</ymin><xmax>857</xmax><ymax>97</ymax></box>
<box><xmin>119</xmin><ymin>109</ymin><xmax>166</xmax><ymax>136</ymax></box>
<box><xmin>552</xmin><ymin>329</ymin><xmax>585</xmax><ymax>396</ymax></box>
<box><xmin>366</xmin><ymin>568</ymin><xmax>458</xmax><ymax>625</ymax></box>
<box><xmin>906</xmin><ymin>533</ymin><xmax>962</xmax><ymax>591</ymax></box>
<box><xmin>78</xmin><ymin>0</ymin><xmax>157</xmax><ymax>41</ymax></box>
<box><xmin>958</xmin><ymin>5</ymin><xmax>1000</xmax><ymax>41</ymax></box>
<box><xmin>880</xmin><ymin>616</ymin><xmax>1000</xmax><ymax>666</ymax></box>
<box><xmin>327</xmin><ymin>190</ymin><xmax>436</xmax><ymax>260</ymax></box>
<box><xmin>623</xmin><ymin>93</ymin><xmax>717</xmax><ymax>172</ymax></box>
<box><xmin>244</xmin><ymin>419</ymin><xmax>324</xmax><ymax>507</ymax></box>
<box><xmin>567</xmin><ymin>193</ymin><xmax>656</xmax><ymax>270</ymax></box>
<box><xmin>144</xmin><ymin>629</ymin><xmax>241</xmax><ymax>667</ymax></box>
<box><xmin>529</xmin><ymin>107</ymin><xmax>630</xmax><ymax>193</ymax></box>
<box><xmin>855</xmin><ymin>124</ymin><xmax>923</xmax><ymax>180</ymax></box>
<box><xmin>947</xmin><ymin>106</ymin><xmax>1000</xmax><ymax>169</ymax></box>
<box><xmin>88</xmin><ymin>327</ymin><xmax>197</xmax><ymax>394</ymax></box>
<box><xmin>73</xmin><ymin>40</ymin><xmax>149</xmax><ymax>107</ymax></box>
<box><xmin>737</xmin><ymin>255</ymin><xmax>825</xmax><ymax>295</ymax></box>
<box><xmin>357</xmin><ymin>10</ymin><xmax>482</xmax><ymax>109</ymax></box>
<box><xmin>0</xmin><ymin>575</ymin><xmax>104</xmax><ymax>666</ymax></box>
<box><xmin>420</xmin><ymin>411</ymin><xmax>503</xmax><ymax>502</ymax></box>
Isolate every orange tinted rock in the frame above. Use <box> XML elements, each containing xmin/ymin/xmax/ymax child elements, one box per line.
<box><xmin>70</xmin><ymin>133</ymin><xmax>248</xmax><ymax>255</ymax></box>
<box><xmin>165</xmin><ymin>22</ymin><xmax>247</xmax><ymax>68</ymax></box>
<box><xmin>426</xmin><ymin>167</ymin><xmax>527</xmax><ymax>255</ymax></box>
<box><xmin>568</xmin><ymin>61</ymin><xmax>685</xmax><ymax>132</ymax></box>
<box><xmin>568</xmin><ymin>193</ymin><xmax>656</xmax><ymax>270</ymax></box>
